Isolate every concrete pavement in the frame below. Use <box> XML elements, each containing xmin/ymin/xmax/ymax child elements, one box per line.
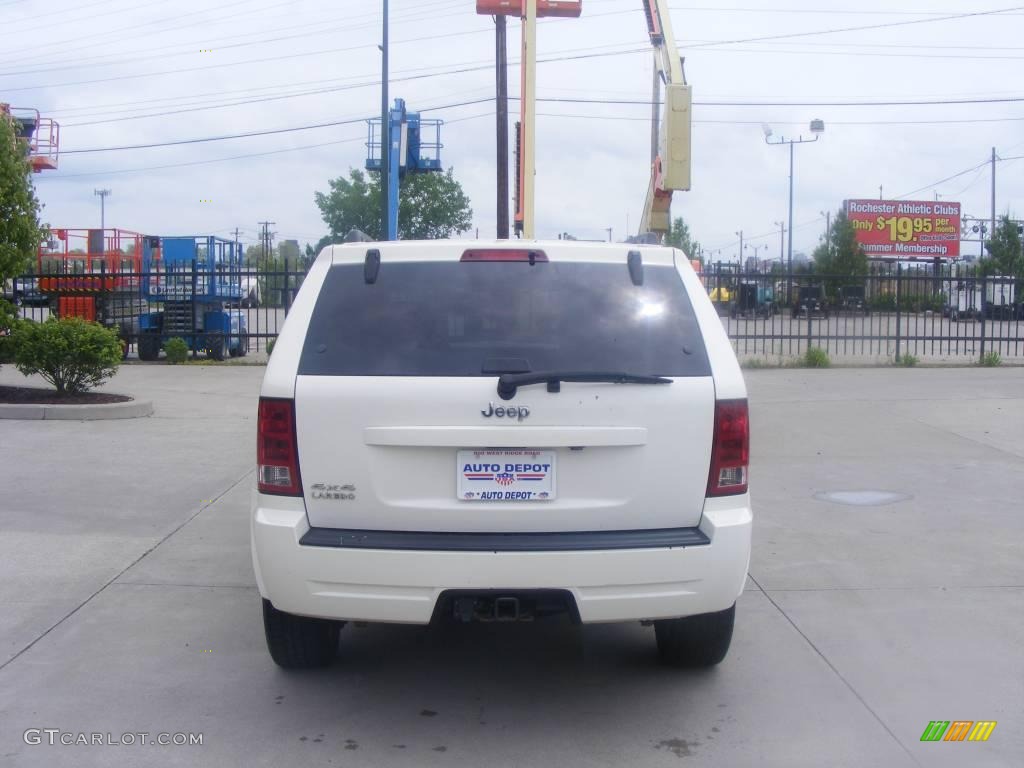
<box><xmin>0</xmin><ymin>364</ymin><xmax>1020</xmax><ymax>767</ymax></box>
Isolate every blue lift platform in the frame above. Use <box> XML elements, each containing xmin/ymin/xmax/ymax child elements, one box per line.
<box><xmin>137</xmin><ymin>235</ymin><xmax>247</xmax><ymax>361</ymax></box>
<box><xmin>366</xmin><ymin>98</ymin><xmax>443</xmax><ymax>239</ymax></box>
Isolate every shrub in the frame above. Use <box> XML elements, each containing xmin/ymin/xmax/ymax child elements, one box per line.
<box><xmin>803</xmin><ymin>347</ymin><xmax>831</xmax><ymax>368</ymax></box>
<box><xmin>12</xmin><ymin>317</ymin><xmax>122</xmax><ymax>395</ymax></box>
<box><xmin>899</xmin><ymin>354</ymin><xmax>919</xmax><ymax>367</ymax></box>
<box><xmin>266</xmin><ymin>337</ymin><xmax>276</xmax><ymax>356</ymax></box>
<box><xmin>164</xmin><ymin>337</ymin><xmax>189</xmax><ymax>364</ymax></box>
<box><xmin>980</xmin><ymin>351</ymin><xmax>1002</xmax><ymax>367</ymax></box>
<box><xmin>0</xmin><ymin>301</ymin><xmax>18</xmax><ymax>366</ymax></box>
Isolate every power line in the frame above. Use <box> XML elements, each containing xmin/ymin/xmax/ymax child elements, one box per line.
<box><xmin>0</xmin><ymin>0</ymin><xmax>286</xmax><ymax>64</ymax></box>
<box><xmin>59</xmin><ymin>96</ymin><xmax>495</xmax><ymax>155</ymax></box>
<box><xmin>894</xmin><ymin>160</ymin><xmax>991</xmax><ymax>199</ymax></box>
<box><xmin>0</xmin><ymin>0</ymin><xmax>468</xmax><ymax>74</ymax></box>
<box><xmin>680</xmin><ymin>5</ymin><xmax>1024</xmax><ymax>49</ymax></box>
<box><xmin>1</xmin><ymin>0</ymin><xmax>169</xmax><ymax>36</ymax></box>
<box><xmin>669</xmin><ymin>5</ymin><xmax>1024</xmax><ymax>15</ymax></box>
<box><xmin>1</xmin><ymin>38</ymin><xmax>648</xmax><ymax>94</ymax></box>
<box><xmin>40</xmin><ymin>136</ymin><xmax>366</xmax><ymax>180</ymax></box>
<box><xmin>57</xmin><ymin>88</ymin><xmax>1024</xmax><ymax>155</ymax></box>
<box><xmin>689</xmin><ymin>45</ymin><xmax>1024</xmax><ymax>61</ymax></box>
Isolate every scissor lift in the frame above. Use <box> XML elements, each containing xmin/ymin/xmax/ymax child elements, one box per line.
<box><xmin>37</xmin><ymin>229</ymin><xmax>156</xmax><ymax>356</ymax></box>
<box><xmin>138</xmin><ymin>235</ymin><xmax>247</xmax><ymax>361</ymax></box>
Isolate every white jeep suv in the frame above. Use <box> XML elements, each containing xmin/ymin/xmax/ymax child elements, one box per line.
<box><xmin>252</xmin><ymin>240</ymin><xmax>751</xmax><ymax>668</ymax></box>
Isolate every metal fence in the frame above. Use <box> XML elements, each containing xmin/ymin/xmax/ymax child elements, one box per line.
<box><xmin>10</xmin><ymin>262</ymin><xmax>1023</xmax><ymax>363</ymax></box>
<box><xmin>12</xmin><ymin>263</ymin><xmax>308</xmax><ymax>359</ymax></box>
<box><xmin>705</xmin><ymin>262</ymin><xmax>1022</xmax><ymax>363</ymax></box>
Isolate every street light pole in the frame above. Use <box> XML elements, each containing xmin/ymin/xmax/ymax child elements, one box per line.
<box><xmin>94</xmin><ymin>188</ymin><xmax>111</xmax><ymax>232</ymax></box>
<box><xmin>820</xmin><ymin>209</ymin><xmax>831</xmax><ymax>259</ymax></box>
<box><xmin>764</xmin><ymin>120</ymin><xmax>824</xmax><ymax>304</ymax></box>
<box><xmin>744</xmin><ymin>243</ymin><xmax>764</xmax><ymax>271</ymax></box>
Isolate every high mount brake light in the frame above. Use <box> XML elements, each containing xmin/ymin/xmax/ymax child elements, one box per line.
<box><xmin>707</xmin><ymin>399</ymin><xmax>749</xmax><ymax>497</ymax></box>
<box><xmin>460</xmin><ymin>249</ymin><xmax>548</xmax><ymax>263</ymax></box>
<box><xmin>257</xmin><ymin>398</ymin><xmax>302</xmax><ymax>496</ymax></box>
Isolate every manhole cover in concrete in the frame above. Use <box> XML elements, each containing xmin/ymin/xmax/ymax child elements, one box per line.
<box><xmin>814</xmin><ymin>490</ymin><xmax>911</xmax><ymax>507</ymax></box>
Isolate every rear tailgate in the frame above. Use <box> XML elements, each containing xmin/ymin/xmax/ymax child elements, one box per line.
<box><xmin>294</xmin><ymin>247</ymin><xmax>715</xmax><ymax>534</ymax></box>
<box><xmin>296</xmin><ymin>375</ymin><xmax>713</xmax><ymax>532</ymax></box>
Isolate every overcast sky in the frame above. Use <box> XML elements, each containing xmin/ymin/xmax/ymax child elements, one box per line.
<box><xmin>3</xmin><ymin>0</ymin><xmax>1022</xmax><ymax>261</ymax></box>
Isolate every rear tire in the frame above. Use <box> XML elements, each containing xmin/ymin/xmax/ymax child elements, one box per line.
<box><xmin>138</xmin><ymin>332</ymin><xmax>161</xmax><ymax>361</ymax></box>
<box><xmin>208</xmin><ymin>336</ymin><xmax>225</xmax><ymax>361</ymax></box>
<box><xmin>654</xmin><ymin>604</ymin><xmax>735</xmax><ymax>668</ymax></box>
<box><xmin>262</xmin><ymin>599</ymin><xmax>341</xmax><ymax>669</ymax></box>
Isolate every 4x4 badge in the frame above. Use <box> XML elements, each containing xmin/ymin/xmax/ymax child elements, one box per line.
<box><xmin>481</xmin><ymin>402</ymin><xmax>530</xmax><ymax>421</ymax></box>
<box><xmin>311</xmin><ymin>483</ymin><xmax>356</xmax><ymax>500</ymax></box>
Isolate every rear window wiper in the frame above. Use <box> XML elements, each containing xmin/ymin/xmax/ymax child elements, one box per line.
<box><xmin>497</xmin><ymin>371</ymin><xmax>672</xmax><ymax>400</ymax></box>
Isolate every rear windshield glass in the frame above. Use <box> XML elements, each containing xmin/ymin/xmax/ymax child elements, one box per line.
<box><xmin>299</xmin><ymin>261</ymin><xmax>710</xmax><ymax>377</ymax></box>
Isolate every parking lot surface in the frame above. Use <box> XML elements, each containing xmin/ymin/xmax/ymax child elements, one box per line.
<box><xmin>0</xmin><ymin>364</ymin><xmax>1021</xmax><ymax>767</ymax></box>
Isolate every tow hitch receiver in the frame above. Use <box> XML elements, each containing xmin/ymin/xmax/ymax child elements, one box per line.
<box><xmin>441</xmin><ymin>590</ymin><xmax>579</xmax><ymax>624</ymax></box>
<box><xmin>452</xmin><ymin>595</ymin><xmax>531</xmax><ymax>623</ymax></box>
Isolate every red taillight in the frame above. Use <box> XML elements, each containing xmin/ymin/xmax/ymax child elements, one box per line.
<box><xmin>460</xmin><ymin>248</ymin><xmax>548</xmax><ymax>262</ymax></box>
<box><xmin>707</xmin><ymin>399</ymin><xmax>749</xmax><ymax>497</ymax></box>
<box><xmin>257</xmin><ymin>397</ymin><xmax>302</xmax><ymax>496</ymax></box>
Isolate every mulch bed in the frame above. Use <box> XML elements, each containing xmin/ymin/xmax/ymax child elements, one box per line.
<box><xmin>0</xmin><ymin>385</ymin><xmax>132</xmax><ymax>405</ymax></box>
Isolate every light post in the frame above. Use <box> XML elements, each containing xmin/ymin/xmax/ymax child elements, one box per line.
<box><xmin>764</xmin><ymin>119</ymin><xmax>824</xmax><ymax>303</ymax></box>
<box><xmin>94</xmin><ymin>188</ymin><xmax>111</xmax><ymax>231</ymax></box>
<box><xmin>970</xmin><ymin>218</ymin><xmax>988</xmax><ymax>261</ymax></box>
<box><xmin>820</xmin><ymin>209</ymin><xmax>831</xmax><ymax>259</ymax></box>
<box><xmin>745</xmin><ymin>243</ymin><xmax>764</xmax><ymax>271</ymax></box>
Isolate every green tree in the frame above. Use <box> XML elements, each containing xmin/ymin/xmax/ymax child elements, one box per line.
<box><xmin>315</xmin><ymin>167</ymin><xmax>472</xmax><ymax>241</ymax></box>
<box><xmin>664</xmin><ymin>217</ymin><xmax>701</xmax><ymax>259</ymax></box>
<box><xmin>1</xmin><ymin>108</ymin><xmax>45</xmax><ymax>335</ymax></box>
<box><xmin>981</xmin><ymin>215</ymin><xmax>1023</xmax><ymax>278</ymax></box>
<box><xmin>812</xmin><ymin>209</ymin><xmax>868</xmax><ymax>295</ymax></box>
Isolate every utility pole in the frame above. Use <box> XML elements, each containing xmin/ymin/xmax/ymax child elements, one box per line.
<box><xmin>495</xmin><ymin>15</ymin><xmax>509</xmax><ymax>239</ymax></box>
<box><xmin>606</xmin><ymin>227</ymin><xmax>613</xmax><ymax>242</ymax></box>
<box><xmin>380</xmin><ymin>0</ymin><xmax>390</xmax><ymax>241</ymax></box>
<box><xmin>774</xmin><ymin>221</ymin><xmax>785</xmax><ymax>267</ymax></box>
<box><xmin>764</xmin><ymin>120</ymin><xmax>823</xmax><ymax>303</ymax></box>
<box><xmin>258</xmin><ymin>221</ymin><xmax>275</xmax><ymax>264</ymax></box>
<box><xmin>519</xmin><ymin>0</ymin><xmax>538</xmax><ymax>239</ymax></box>
<box><xmin>990</xmin><ymin>146</ymin><xmax>996</xmax><ymax>252</ymax></box>
<box><xmin>94</xmin><ymin>188</ymin><xmax>111</xmax><ymax>231</ymax></box>
<box><xmin>735</xmin><ymin>230</ymin><xmax>743</xmax><ymax>264</ymax></box>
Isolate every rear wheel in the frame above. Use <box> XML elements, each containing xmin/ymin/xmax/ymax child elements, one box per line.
<box><xmin>207</xmin><ymin>336</ymin><xmax>225</xmax><ymax>361</ymax></box>
<box><xmin>654</xmin><ymin>604</ymin><xmax>735</xmax><ymax>668</ymax></box>
<box><xmin>138</xmin><ymin>332</ymin><xmax>161</xmax><ymax>361</ymax></box>
<box><xmin>262</xmin><ymin>599</ymin><xmax>341</xmax><ymax>669</ymax></box>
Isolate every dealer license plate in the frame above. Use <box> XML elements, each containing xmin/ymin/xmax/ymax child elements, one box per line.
<box><xmin>457</xmin><ymin>449</ymin><xmax>556</xmax><ymax>501</ymax></box>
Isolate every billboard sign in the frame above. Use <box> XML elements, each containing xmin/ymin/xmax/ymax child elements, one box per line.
<box><xmin>846</xmin><ymin>199</ymin><xmax>961</xmax><ymax>259</ymax></box>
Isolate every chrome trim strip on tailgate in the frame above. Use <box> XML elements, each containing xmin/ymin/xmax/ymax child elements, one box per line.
<box><xmin>363</xmin><ymin>426</ymin><xmax>648</xmax><ymax>447</ymax></box>
<box><xmin>299</xmin><ymin>527</ymin><xmax>710</xmax><ymax>552</ymax></box>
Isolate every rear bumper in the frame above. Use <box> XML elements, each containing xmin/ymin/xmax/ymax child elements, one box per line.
<box><xmin>251</xmin><ymin>493</ymin><xmax>751</xmax><ymax>624</ymax></box>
